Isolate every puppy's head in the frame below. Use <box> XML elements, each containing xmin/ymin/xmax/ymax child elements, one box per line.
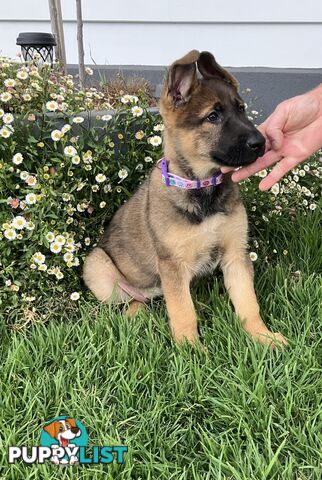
<box><xmin>43</xmin><ymin>418</ymin><xmax>80</xmax><ymax>441</ymax></box>
<box><xmin>160</xmin><ymin>50</ymin><xmax>265</xmax><ymax>175</ymax></box>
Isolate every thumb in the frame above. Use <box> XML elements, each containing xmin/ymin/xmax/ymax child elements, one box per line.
<box><xmin>262</xmin><ymin>104</ymin><xmax>289</xmax><ymax>151</ymax></box>
<box><xmin>265</xmin><ymin>125</ymin><xmax>284</xmax><ymax>151</ymax></box>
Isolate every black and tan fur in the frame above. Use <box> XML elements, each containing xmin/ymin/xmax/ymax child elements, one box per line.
<box><xmin>83</xmin><ymin>50</ymin><xmax>287</xmax><ymax>347</ymax></box>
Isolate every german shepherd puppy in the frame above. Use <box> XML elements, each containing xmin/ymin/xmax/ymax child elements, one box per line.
<box><xmin>83</xmin><ymin>50</ymin><xmax>287</xmax><ymax>347</ymax></box>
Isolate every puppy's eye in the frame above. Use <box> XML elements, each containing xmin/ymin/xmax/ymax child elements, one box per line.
<box><xmin>206</xmin><ymin>110</ymin><xmax>222</xmax><ymax>123</ymax></box>
<box><xmin>59</xmin><ymin>426</ymin><xmax>64</xmax><ymax>431</ymax></box>
<box><xmin>238</xmin><ymin>104</ymin><xmax>246</xmax><ymax>112</ymax></box>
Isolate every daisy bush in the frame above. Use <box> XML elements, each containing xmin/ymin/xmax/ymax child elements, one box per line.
<box><xmin>0</xmin><ymin>58</ymin><xmax>162</xmax><ymax>317</ymax></box>
<box><xmin>244</xmin><ymin>153</ymin><xmax>321</xmax><ymax>264</ymax></box>
<box><xmin>0</xmin><ymin>57</ymin><xmax>320</xmax><ymax>320</ymax></box>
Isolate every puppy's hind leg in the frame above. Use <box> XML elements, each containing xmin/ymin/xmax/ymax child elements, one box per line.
<box><xmin>83</xmin><ymin>247</ymin><xmax>130</xmax><ymax>303</ymax></box>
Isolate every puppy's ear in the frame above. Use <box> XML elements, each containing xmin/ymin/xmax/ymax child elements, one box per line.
<box><xmin>167</xmin><ymin>50</ymin><xmax>200</xmax><ymax>107</ymax></box>
<box><xmin>43</xmin><ymin>421</ymin><xmax>59</xmax><ymax>439</ymax></box>
<box><xmin>198</xmin><ymin>51</ymin><xmax>239</xmax><ymax>90</ymax></box>
<box><xmin>65</xmin><ymin>417</ymin><xmax>77</xmax><ymax>428</ymax></box>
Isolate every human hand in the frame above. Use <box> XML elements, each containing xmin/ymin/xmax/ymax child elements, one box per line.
<box><xmin>222</xmin><ymin>84</ymin><xmax>322</xmax><ymax>190</ymax></box>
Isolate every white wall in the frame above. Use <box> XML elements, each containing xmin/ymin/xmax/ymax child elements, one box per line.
<box><xmin>0</xmin><ymin>0</ymin><xmax>322</xmax><ymax>67</ymax></box>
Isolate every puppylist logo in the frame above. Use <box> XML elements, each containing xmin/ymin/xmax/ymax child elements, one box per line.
<box><xmin>8</xmin><ymin>416</ymin><xmax>128</xmax><ymax>466</ymax></box>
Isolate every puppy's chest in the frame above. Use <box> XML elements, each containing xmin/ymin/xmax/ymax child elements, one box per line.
<box><xmin>173</xmin><ymin>214</ymin><xmax>228</xmax><ymax>275</ymax></box>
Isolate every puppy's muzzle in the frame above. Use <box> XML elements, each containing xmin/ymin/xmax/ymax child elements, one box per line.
<box><xmin>245</xmin><ymin>131</ymin><xmax>265</xmax><ymax>157</ymax></box>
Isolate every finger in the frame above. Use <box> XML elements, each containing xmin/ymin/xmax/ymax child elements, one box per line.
<box><xmin>231</xmin><ymin>151</ymin><xmax>282</xmax><ymax>182</ymax></box>
<box><xmin>258</xmin><ymin>156</ymin><xmax>301</xmax><ymax>191</ymax></box>
<box><xmin>266</xmin><ymin>125</ymin><xmax>285</xmax><ymax>151</ymax></box>
<box><xmin>260</xmin><ymin>105</ymin><xmax>289</xmax><ymax>151</ymax></box>
<box><xmin>220</xmin><ymin>166</ymin><xmax>236</xmax><ymax>173</ymax></box>
<box><xmin>257</xmin><ymin>116</ymin><xmax>273</xmax><ymax>151</ymax></box>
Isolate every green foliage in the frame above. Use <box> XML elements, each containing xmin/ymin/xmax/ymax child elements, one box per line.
<box><xmin>0</xmin><ymin>59</ymin><xmax>163</xmax><ymax>316</ymax></box>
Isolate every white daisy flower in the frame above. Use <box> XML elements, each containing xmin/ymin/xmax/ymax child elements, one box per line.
<box><xmin>64</xmin><ymin>145</ymin><xmax>77</xmax><ymax>157</ymax></box>
<box><xmin>46</xmin><ymin>231</ymin><xmax>55</xmax><ymax>242</ymax></box>
<box><xmin>153</xmin><ymin>123</ymin><xmax>164</xmax><ymax>132</ymax></box>
<box><xmin>144</xmin><ymin>156</ymin><xmax>153</xmax><ymax>163</ymax></box>
<box><xmin>72</xmin><ymin>155</ymin><xmax>81</xmax><ymax>165</ymax></box>
<box><xmin>249</xmin><ymin>252</ymin><xmax>258</xmax><ymax>262</ymax></box>
<box><xmin>38</xmin><ymin>264</ymin><xmax>48</xmax><ymax>272</ymax></box>
<box><xmin>50</xmin><ymin>242</ymin><xmax>62</xmax><ymax>254</ymax></box>
<box><xmin>309</xmin><ymin>203</ymin><xmax>317</xmax><ymax>211</ymax></box>
<box><xmin>56</xmin><ymin>271</ymin><xmax>64</xmax><ymax>280</ymax></box>
<box><xmin>33</xmin><ymin>252</ymin><xmax>46</xmax><ymax>264</ymax></box>
<box><xmin>102</xmin><ymin>114</ymin><xmax>112</xmax><ymax>121</ymax></box>
<box><xmin>149</xmin><ymin>135</ymin><xmax>162</xmax><ymax>147</ymax></box>
<box><xmin>83</xmin><ymin>150</ymin><xmax>92</xmax><ymax>161</ymax></box>
<box><xmin>0</xmin><ymin>92</ymin><xmax>12</xmax><ymax>102</ymax></box>
<box><xmin>12</xmin><ymin>153</ymin><xmax>23</xmax><ymax>165</ymax></box>
<box><xmin>121</xmin><ymin>94</ymin><xmax>138</xmax><ymax>104</ymax></box>
<box><xmin>26</xmin><ymin>175</ymin><xmax>37</xmax><ymax>187</ymax></box>
<box><xmin>85</xmin><ymin>237</ymin><xmax>91</xmax><ymax>246</ymax></box>
<box><xmin>271</xmin><ymin>183</ymin><xmax>280</xmax><ymax>195</ymax></box>
<box><xmin>131</xmin><ymin>106</ymin><xmax>143</xmax><ymax>117</ymax></box>
<box><xmin>61</xmin><ymin>124</ymin><xmax>72</xmax><ymax>134</ymax></box>
<box><xmin>95</xmin><ymin>173</ymin><xmax>106</xmax><ymax>183</ymax></box>
<box><xmin>12</xmin><ymin>216</ymin><xmax>26</xmax><ymax>230</ymax></box>
<box><xmin>4</xmin><ymin>78</ymin><xmax>16</xmax><ymax>88</ymax></box>
<box><xmin>51</xmin><ymin>129</ymin><xmax>62</xmax><ymax>141</ymax></box>
<box><xmin>55</xmin><ymin>234</ymin><xmax>66</xmax><ymax>245</ymax></box>
<box><xmin>63</xmin><ymin>252</ymin><xmax>74</xmax><ymax>262</ymax></box>
<box><xmin>22</xmin><ymin>93</ymin><xmax>32</xmax><ymax>102</ymax></box>
<box><xmin>85</xmin><ymin>67</ymin><xmax>93</xmax><ymax>75</ymax></box>
<box><xmin>46</xmin><ymin>100</ymin><xmax>59</xmax><ymax>112</ymax></box>
<box><xmin>118</xmin><ymin>169</ymin><xmax>128</xmax><ymax>180</ymax></box>
<box><xmin>4</xmin><ymin>228</ymin><xmax>17</xmax><ymax>240</ymax></box>
<box><xmin>25</xmin><ymin>193</ymin><xmax>37</xmax><ymax>205</ymax></box>
<box><xmin>3</xmin><ymin>113</ymin><xmax>14</xmax><ymax>124</ymax></box>
<box><xmin>26</xmin><ymin>221</ymin><xmax>35</xmax><ymax>230</ymax></box>
<box><xmin>0</xmin><ymin>127</ymin><xmax>12</xmax><ymax>138</ymax></box>
<box><xmin>19</xmin><ymin>171</ymin><xmax>29</xmax><ymax>180</ymax></box>
<box><xmin>62</xmin><ymin>193</ymin><xmax>71</xmax><ymax>202</ymax></box>
<box><xmin>0</xmin><ymin>108</ymin><xmax>4</xmax><ymax>117</ymax></box>
<box><xmin>72</xmin><ymin>116</ymin><xmax>84</xmax><ymax>124</ymax></box>
<box><xmin>73</xmin><ymin>257</ymin><xmax>80</xmax><ymax>267</ymax></box>
<box><xmin>100</xmin><ymin>201</ymin><xmax>106</xmax><ymax>208</ymax></box>
<box><xmin>258</xmin><ymin>169</ymin><xmax>267</xmax><ymax>178</ymax></box>
<box><xmin>70</xmin><ymin>291</ymin><xmax>80</xmax><ymax>301</ymax></box>
<box><xmin>77</xmin><ymin>203</ymin><xmax>86</xmax><ymax>212</ymax></box>
<box><xmin>17</xmin><ymin>70</ymin><xmax>29</xmax><ymax>80</ymax></box>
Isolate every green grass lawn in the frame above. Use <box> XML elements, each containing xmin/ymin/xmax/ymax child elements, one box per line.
<box><xmin>1</xmin><ymin>210</ymin><xmax>321</xmax><ymax>479</ymax></box>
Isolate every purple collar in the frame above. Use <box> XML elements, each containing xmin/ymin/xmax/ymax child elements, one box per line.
<box><xmin>159</xmin><ymin>158</ymin><xmax>223</xmax><ymax>190</ymax></box>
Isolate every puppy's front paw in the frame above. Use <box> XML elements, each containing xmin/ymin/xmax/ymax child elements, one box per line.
<box><xmin>173</xmin><ymin>329</ymin><xmax>200</xmax><ymax>345</ymax></box>
<box><xmin>258</xmin><ymin>331</ymin><xmax>288</xmax><ymax>348</ymax></box>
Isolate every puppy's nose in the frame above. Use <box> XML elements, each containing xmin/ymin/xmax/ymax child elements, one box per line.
<box><xmin>246</xmin><ymin>132</ymin><xmax>265</xmax><ymax>153</ymax></box>
<box><xmin>71</xmin><ymin>427</ymin><xmax>79</xmax><ymax>434</ymax></box>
